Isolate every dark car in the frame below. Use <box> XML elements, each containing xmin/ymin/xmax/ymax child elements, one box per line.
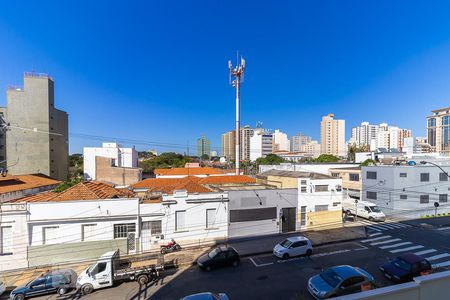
<box><xmin>197</xmin><ymin>246</ymin><xmax>240</xmax><ymax>271</ymax></box>
<box><xmin>380</xmin><ymin>253</ymin><xmax>431</xmax><ymax>282</ymax></box>
<box><xmin>10</xmin><ymin>269</ymin><xmax>77</xmax><ymax>300</ymax></box>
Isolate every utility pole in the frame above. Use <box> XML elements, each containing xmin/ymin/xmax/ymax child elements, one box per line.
<box><xmin>229</xmin><ymin>55</ymin><xmax>246</xmax><ymax>175</ymax></box>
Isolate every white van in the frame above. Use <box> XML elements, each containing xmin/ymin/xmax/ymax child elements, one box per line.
<box><xmin>343</xmin><ymin>199</ymin><xmax>385</xmax><ymax>222</ymax></box>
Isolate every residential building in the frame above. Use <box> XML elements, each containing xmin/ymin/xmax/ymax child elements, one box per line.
<box><xmin>240</xmin><ymin>125</ymin><xmax>254</xmax><ymax>161</ymax></box>
<box><xmin>329</xmin><ymin>167</ymin><xmax>362</xmax><ymax>199</ymax></box>
<box><xmin>83</xmin><ymin>142</ymin><xmax>141</xmax><ymax>185</ymax></box>
<box><xmin>259</xmin><ymin>163</ymin><xmax>359</xmax><ymax>176</ymax></box>
<box><xmin>197</xmin><ymin>135</ymin><xmax>211</xmax><ymax>158</ymax></box>
<box><xmin>257</xmin><ymin>170</ymin><xmax>343</xmax><ymax>229</ymax></box>
<box><xmin>249</xmin><ymin>129</ymin><xmax>274</xmax><ymax>161</ymax></box>
<box><xmin>273</xmin><ymin>151</ymin><xmax>305</xmax><ymax>163</ymax></box>
<box><xmin>221</xmin><ymin>125</ymin><xmax>254</xmax><ymax>161</ymax></box>
<box><xmin>2</xmin><ymin>72</ymin><xmax>68</xmax><ymax>180</ymax></box>
<box><xmin>350</xmin><ymin>122</ymin><xmax>411</xmax><ymax>151</ymax></box>
<box><xmin>320</xmin><ymin>114</ymin><xmax>346</xmax><ymax>157</ymax></box>
<box><xmin>427</xmin><ymin>107</ymin><xmax>450</xmax><ymax>154</ymax></box>
<box><xmin>273</xmin><ymin>130</ymin><xmax>290</xmax><ymax>152</ymax></box>
<box><xmin>290</xmin><ymin>133</ymin><xmax>312</xmax><ymax>152</ymax></box>
<box><xmin>154</xmin><ymin>166</ymin><xmax>235</xmax><ymax>178</ymax></box>
<box><xmin>0</xmin><ymin>173</ymin><xmax>60</xmax><ymax>203</ymax></box>
<box><xmin>300</xmin><ymin>140</ymin><xmax>321</xmax><ymax>158</ymax></box>
<box><xmin>362</xmin><ymin>163</ymin><xmax>450</xmax><ymax>218</ymax></box>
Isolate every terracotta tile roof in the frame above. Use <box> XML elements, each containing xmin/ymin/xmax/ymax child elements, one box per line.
<box><xmin>11</xmin><ymin>181</ymin><xmax>133</xmax><ymax>203</ymax></box>
<box><xmin>154</xmin><ymin>167</ymin><xmax>233</xmax><ymax>176</ymax></box>
<box><xmin>0</xmin><ymin>174</ymin><xmax>60</xmax><ymax>194</ymax></box>
<box><xmin>133</xmin><ymin>177</ymin><xmax>212</xmax><ymax>194</ymax></box>
<box><xmin>197</xmin><ymin>175</ymin><xmax>256</xmax><ymax>184</ymax></box>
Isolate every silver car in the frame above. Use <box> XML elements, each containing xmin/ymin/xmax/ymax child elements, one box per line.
<box><xmin>180</xmin><ymin>292</ymin><xmax>229</xmax><ymax>300</ymax></box>
<box><xmin>307</xmin><ymin>265</ymin><xmax>374</xmax><ymax>299</ymax></box>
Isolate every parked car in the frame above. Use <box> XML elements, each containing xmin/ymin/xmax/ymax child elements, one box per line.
<box><xmin>0</xmin><ymin>281</ymin><xmax>6</xmax><ymax>297</ymax></box>
<box><xmin>273</xmin><ymin>236</ymin><xmax>313</xmax><ymax>259</ymax></box>
<box><xmin>307</xmin><ymin>265</ymin><xmax>375</xmax><ymax>299</ymax></box>
<box><xmin>181</xmin><ymin>292</ymin><xmax>229</xmax><ymax>300</ymax></box>
<box><xmin>380</xmin><ymin>253</ymin><xmax>432</xmax><ymax>282</ymax></box>
<box><xmin>9</xmin><ymin>269</ymin><xmax>77</xmax><ymax>300</ymax></box>
<box><xmin>197</xmin><ymin>246</ymin><xmax>240</xmax><ymax>271</ymax></box>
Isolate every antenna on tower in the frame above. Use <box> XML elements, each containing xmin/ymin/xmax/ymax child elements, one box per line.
<box><xmin>228</xmin><ymin>53</ymin><xmax>246</xmax><ymax>175</ymax></box>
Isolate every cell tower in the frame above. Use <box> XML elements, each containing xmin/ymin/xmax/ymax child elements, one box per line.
<box><xmin>228</xmin><ymin>55</ymin><xmax>246</xmax><ymax>175</ymax></box>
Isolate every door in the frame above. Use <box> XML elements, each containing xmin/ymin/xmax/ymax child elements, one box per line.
<box><xmin>213</xmin><ymin>251</ymin><xmax>227</xmax><ymax>268</ymax></box>
<box><xmin>90</xmin><ymin>261</ymin><xmax>113</xmax><ymax>289</ymax></box>
<box><xmin>281</xmin><ymin>208</ymin><xmax>296</xmax><ymax>233</ymax></box>
<box><xmin>141</xmin><ymin>221</ymin><xmax>152</xmax><ymax>252</ymax></box>
<box><xmin>26</xmin><ymin>278</ymin><xmax>47</xmax><ymax>297</ymax></box>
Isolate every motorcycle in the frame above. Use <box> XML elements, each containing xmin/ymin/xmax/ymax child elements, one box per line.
<box><xmin>160</xmin><ymin>238</ymin><xmax>182</xmax><ymax>254</ymax></box>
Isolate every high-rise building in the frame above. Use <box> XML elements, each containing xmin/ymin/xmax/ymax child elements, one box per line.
<box><xmin>300</xmin><ymin>140</ymin><xmax>321</xmax><ymax>158</ymax></box>
<box><xmin>290</xmin><ymin>133</ymin><xmax>312</xmax><ymax>152</ymax></box>
<box><xmin>273</xmin><ymin>129</ymin><xmax>290</xmax><ymax>152</ymax></box>
<box><xmin>197</xmin><ymin>135</ymin><xmax>211</xmax><ymax>158</ymax></box>
<box><xmin>320</xmin><ymin>114</ymin><xmax>346</xmax><ymax>157</ymax></box>
<box><xmin>221</xmin><ymin>125</ymin><xmax>254</xmax><ymax>161</ymax></box>
<box><xmin>250</xmin><ymin>128</ymin><xmax>274</xmax><ymax>161</ymax></box>
<box><xmin>2</xmin><ymin>72</ymin><xmax>68</xmax><ymax>180</ymax></box>
<box><xmin>350</xmin><ymin>122</ymin><xmax>412</xmax><ymax>151</ymax></box>
<box><xmin>427</xmin><ymin>107</ymin><xmax>450</xmax><ymax>153</ymax></box>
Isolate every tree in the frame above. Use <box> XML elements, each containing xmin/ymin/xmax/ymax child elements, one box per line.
<box><xmin>139</xmin><ymin>152</ymin><xmax>191</xmax><ymax>172</ymax></box>
<box><xmin>255</xmin><ymin>154</ymin><xmax>285</xmax><ymax>166</ymax></box>
<box><xmin>313</xmin><ymin>154</ymin><xmax>340</xmax><ymax>163</ymax></box>
<box><xmin>68</xmin><ymin>153</ymin><xmax>83</xmax><ymax>180</ymax></box>
<box><xmin>360</xmin><ymin>159</ymin><xmax>376</xmax><ymax>166</ymax></box>
<box><xmin>201</xmin><ymin>154</ymin><xmax>210</xmax><ymax>161</ymax></box>
<box><xmin>348</xmin><ymin>144</ymin><xmax>370</xmax><ymax>162</ymax></box>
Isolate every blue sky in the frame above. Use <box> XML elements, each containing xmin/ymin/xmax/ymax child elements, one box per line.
<box><xmin>1</xmin><ymin>1</ymin><xmax>450</xmax><ymax>154</ymax></box>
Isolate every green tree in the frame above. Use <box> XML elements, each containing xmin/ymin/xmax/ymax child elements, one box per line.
<box><xmin>360</xmin><ymin>159</ymin><xmax>376</xmax><ymax>166</ymax></box>
<box><xmin>313</xmin><ymin>154</ymin><xmax>340</xmax><ymax>163</ymax></box>
<box><xmin>201</xmin><ymin>154</ymin><xmax>210</xmax><ymax>161</ymax></box>
<box><xmin>255</xmin><ymin>154</ymin><xmax>285</xmax><ymax>165</ymax></box>
<box><xmin>54</xmin><ymin>177</ymin><xmax>82</xmax><ymax>192</ymax></box>
<box><xmin>139</xmin><ymin>152</ymin><xmax>191</xmax><ymax>172</ymax></box>
<box><xmin>348</xmin><ymin>144</ymin><xmax>370</xmax><ymax>162</ymax></box>
<box><xmin>68</xmin><ymin>153</ymin><xmax>83</xmax><ymax>180</ymax></box>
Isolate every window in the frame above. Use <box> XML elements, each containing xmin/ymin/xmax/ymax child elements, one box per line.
<box><xmin>91</xmin><ymin>262</ymin><xmax>107</xmax><ymax>276</ymax></box>
<box><xmin>300</xmin><ymin>206</ymin><xmax>307</xmax><ymax>226</ymax></box>
<box><xmin>42</xmin><ymin>226</ymin><xmax>58</xmax><ymax>245</ymax></box>
<box><xmin>349</xmin><ymin>174</ymin><xmax>360</xmax><ymax>181</ymax></box>
<box><xmin>300</xmin><ymin>180</ymin><xmax>307</xmax><ymax>185</ymax></box>
<box><xmin>331</xmin><ymin>172</ymin><xmax>340</xmax><ymax>178</ymax></box>
<box><xmin>400</xmin><ymin>195</ymin><xmax>407</xmax><ymax>200</ymax></box>
<box><xmin>315</xmin><ymin>205</ymin><xmax>328</xmax><ymax>212</ymax></box>
<box><xmin>439</xmin><ymin>194</ymin><xmax>448</xmax><ymax>203</ymax></box>
<box><xmin>315</xmin><ymin>185</ymin><xmax>329</xmax><ymax>192</ymax></box>
<box><xmin>366</xmin><ymin>171</ymin><xmax>377</xmax><ymax>179</ymax></box>
<box><xmin>150</xmin><ymin>221</ymin><xmax>162</xmax><ymax>235</ymax></box>
<box><xmin>420</xmin><ymin>195</ymin><xmax>429</xmax><ymax>204</ymax></box>
<box><xmin>420</xmin><ymin>173</ymin><xmax>430</xmax><ymax>182</ymax></box>
<box><xmin>366</xmin><ymin>191</ymin><xmax>377</xmax><ymax>200</ymax></box>
<box><xmin>399</xmin><ymin>173</ymin><xmax>407</xmax><ymax>178</ymax></box>
<box><xmin>300</xmin><ymin>186</ymin><xmax>307</xmax><ymax>193</ymax></box>
<box><xmin>175</xmin><ymin>211</ymin><xmax>186</xmax><ymax>231</ymax></box>
<box><xmin>206</xmin><ymin>209</ymin><xmax>216</xmax><ymax>229</ymax></box>
<box><xmin>82</xmin><ymin>224</ymin><xmax>96</xmax><ymax>241</ymax></box>
<box><xmin>230</xmin><ymin>207</ymin><xmax>277</xmax><ymax>222</ymax></box>
<box><xmin>440</xmin><ymin>173</ymin><xmax>449</xmax><ymax>181</ymax></box>
<box><xmin>113</xmin><ymin>223</ymin><xmax>136</xmax><ymax>239</ymax></box>
<box><xmin>0</xmin><ymin>226</ymin><xmax>12</xmax><ymax>254</ymax></box>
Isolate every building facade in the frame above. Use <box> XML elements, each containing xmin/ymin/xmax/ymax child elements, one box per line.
<box><xmin>273</xmin><ymin>130</ymin><xmax>290</xmax><ymax>152</ymax></box>
<box><xmin>197</xmin><ymin>135</ymin><xmax>211</xmax><ymax>158</ymax></box>
<box><xmin>290</xmin><ymin>133</ymin><xmax>312</xmax><ymax>152</ymax></box>
<box><xmin>3</xmin><ymin>73</ymin><xmax>68</xmax><ymax>180</ymax></box>
<box><xmin>427</xmin><ymin>107</ymin><xmax>450</xmax><ymax>154</ymax></box>
<box><xmin>320</xmin><ymin>114</ymin><xmax>346</xmax><ymax>157</ymax></box>
<box><xmin>221</xmin><ymin>125</ymin><xmax>254</xmax><ymax>161</ymax></box>
<box><xmin>249</xmin><ymin>129</ymin><xmax>274</xmax><ymax>161</ymax></box>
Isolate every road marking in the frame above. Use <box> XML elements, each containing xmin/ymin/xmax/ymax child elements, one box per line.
<box><xmin>437</xmin><ymin>227</ymin><xmax>450</xmax><ymax>231</ymax></box>
<box><xmin>390</xmin><ymin>245</ymin><xmax>424</xmax><ymax>253</ymax></box>
<box><xmin>379</xmin><ymin>223</ymin><xmax>399</xmax><ymax>229</ymax></box>
<box><xmin>424</xmin><ymin>253</ymin><xmax>450</xmax><ymax>261</ymax></box>
<box><xmin>370</xmin><ymin>238</ymin><xmax>402</xmax><ymax>246</ymax></box>
<box><xmin>379</xmin><ymin>242</ymin><xmax>413</xmax><ymax>249</ymax></box>
<box><xmin>432</xmin><ymin>261</ymin><xmax>450</xmax><ymax>268</ymax></box>
<box><xmin>414</xmin><ymin>249</ymin><xmax>437</xmax><ymax>256</ymax></box>
<box><xmin>367</xmin><ymin>226</ymin><xmax>382</xmax><ymax>232</ymax></box>
<box><xmin>368</xmin><ymin>232</ymin><xmax>383</xmax><ymax>237</ymax></box>
<box><xmin>361</xmin><ymin>235</ymin><xmax>391</xmax><ymax>243</ymax></box>
<box><xmin>249</xmin><ymin>257</ymin><xmax>274</xmax><ymax>267</ymax></box>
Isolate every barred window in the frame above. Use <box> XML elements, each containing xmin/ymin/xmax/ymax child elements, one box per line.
<box><xmin>420</xmin><ymin>195</ymin><xmax>429</xmax><ymax>204</ymax></box>
<box><xmin>349</xmin><ymin>174</ymin><xmax>360</xmax><ymax>181</ymax></box>
<box><xmin>366</xmin><ymin>171</ymin><xmax>377</xmax><ymax>179</ymax></box>
<box><xmin>439</xmin><ymin>194</ymin><xmax>448</xmax><ymax>203</ymax></box>
<box><xmin>420</xmin><ymin>173</ymin><xmax>430</xmax><ymax>182</ymax></box>
<box><xmin>366</xmin><ymin>191</ymin><xmax>377</xmax><ymax>200</ymax></box>
<box><xmin>440</xmin><ymin>173</ymin><xmax>448</xmax><ymax>182</ymax></box>
<box><xmin>150</xmin><ymin>221</ymin><xmax>162</xmax><ymax>235</ymax></box>
<box><xmin>113</xmin><ymin>223</ymin><xmax>136</xmax><ymax>239</ymax></box>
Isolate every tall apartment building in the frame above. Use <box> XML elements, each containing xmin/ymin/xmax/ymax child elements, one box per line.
<box><xmin>249</xmin><ymin>129</ymin><xmax>274</xmax><ymax>161</ymax></box>
<box><xmin>320</xmin><ymin>114</ymin><xmax>346</xmax><ymax>157</ymax></box>
<box><xmin>273</xmin><ymin>129</ymin><xmax>290</xmax><ymax>152</ymax></box>
<box><xmin>300</xmin><ymin>140</ymin><xmax>321</xmax><ymax>158</ymax></box>
<box><xmin>197</xmin><ymin>135</ymin><xmax>211</xmax><ymax>158</ymax></box>
<box><xmin>221</xmin><ymin>125</ymin><xmax>254</xmax><ymax>161</ymax></box>
<box><xmin>351</xmin><ymin>122</ymin><xmax>412</xmax><ymax>151</ymax></box>
<box><xmin>2</xmin><ymin>73</ymin><xmax>68</xmax><ymax>180</ymax></box>
<box><xmin>290</xmin><ymin>133</ymin><xmax>312</xmax><ymax>152</ymax></box>
<box><xmin>427</xmin><ymin>107</ymin><xmax>450</xmax><ymax>153</ymax></box>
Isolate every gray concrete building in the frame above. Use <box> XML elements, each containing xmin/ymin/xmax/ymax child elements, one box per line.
<box><xmin>2</xmin><ymin>72</ymin><xmax>68</xmax><ymax>180</ymax></box>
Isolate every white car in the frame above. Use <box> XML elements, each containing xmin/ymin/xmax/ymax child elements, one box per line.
<box><xmin>273</xmin><ymin>236</ymin><xmax>313</xmax><ymax>259</ymax></box>
<box><xmin>0</xmin><ymin>281</ymin><xmax>6</xmax><ymax>296</ymax></box>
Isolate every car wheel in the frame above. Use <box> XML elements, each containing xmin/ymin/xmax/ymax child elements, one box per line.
<box><xmin>306</xmin><ymin>249</ymin><xmax>313</xmax><ymax>256</ymax></box>
<box><xmin>205</xmin><ymin>266</ymin><xmax>212</xmax><ymax>272</ymax></box>
<box><xmin>81</xmin><ymin>283</ymin><xmax>94</xmax><ymax>295</ymax></box>
<box><xmin>13</xmin><ymin>294</ymin><xmax>25</xmax><ymax>300</ymax></box>
<box><xmin>57</xmin><ymin>287</ymin><xmax>67</xmax><ymax>295</ymax></box>
<box><xmin>137</xmin><ymin>274</ymin><xmax>149</xmax><ymax>285</ymax></box>
<box><xmin>232</xmin><ymin>260</ymin><xmax>240</xmax><ymax>267</ymax></box>
<box><xmin>282</xmin><ymin>253</ymin><xmax>289</xmax><ymax>260</ymax></box>
<box><xmin>175</xmin><ymin>244</ymin><xmax>181</xmax><ymax>250</ymax></box>
<box><xmin>160</xmin><ymin>247</ymin><xmax>167</xmax><ymax>254</ymax></box>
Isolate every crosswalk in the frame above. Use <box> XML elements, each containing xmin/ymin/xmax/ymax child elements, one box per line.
<box><xmin>361</xmin><ymin>232</ymin><xmax>450</xmax><ymax>270</ymax></box>
<box><xmin>357</xmin><ymin>219</ymin><xmax>412</xmax><ymax>232</ymax></box>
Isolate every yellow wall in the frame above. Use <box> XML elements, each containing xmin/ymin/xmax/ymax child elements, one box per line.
<box><xmin>304</xmin><ymin>210</ymin><xmax>342</xmax><ymax>229</ymax></box>
<box><xmin>259</xmin><ymin>175</ymin><xmax>298</xmax><ymax>189</ymax></box>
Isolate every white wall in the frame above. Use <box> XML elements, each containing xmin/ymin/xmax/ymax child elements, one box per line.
<box><xmin>259</xmin><ymin>164</ymin><xmax>360</xmax><ymax>176</ymax></box>
<box><xmin>298</xmin><ymin>178</ymin><xmax>343</xmax><ymax>212</ymax></box>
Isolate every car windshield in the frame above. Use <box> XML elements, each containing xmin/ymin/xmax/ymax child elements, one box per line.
<box><xmin>392</xmin><ymin>258</ymin><xmax>411</xmax><ymax>271</ymax></box>
<box><xmin>280</xmin><ymin>239</ymin><xmax>293</xmax><ymax>248</ymax></box>
<box><xmin>320</xmin><ymin>269</ymin><xmax>343</xmax><ymax>287</ymax></box>
<box><xmin>208</xmin><ymin>248</ymin><xmax>221</xmax><ymax>259</ymax></box>
<box><xmin>370</xmin><ymin>206</ymin><xmax>382</xmax><ymax>213</ymax></box>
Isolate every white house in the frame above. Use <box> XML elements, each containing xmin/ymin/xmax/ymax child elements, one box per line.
<box><xmin>84</xmin><ymin>142</ymin><xmax>139</xmax><ymax>181</ymax></box>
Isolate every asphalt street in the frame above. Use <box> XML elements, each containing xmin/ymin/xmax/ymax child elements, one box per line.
<box><xmin>4</xmin><ymin>217</ymin><xmax>450</xmax><ymax>300</ymax></box>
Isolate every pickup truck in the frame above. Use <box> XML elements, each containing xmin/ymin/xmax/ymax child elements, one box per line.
<box><xmin>342</xmin><ymin>199</ymin><xmax>386</xmax><ymax>222</ymax></box>
<box><xmin>76</xmin><ymin>250</ymin><xmax>164</xmax><ymax>295</ymax></box>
